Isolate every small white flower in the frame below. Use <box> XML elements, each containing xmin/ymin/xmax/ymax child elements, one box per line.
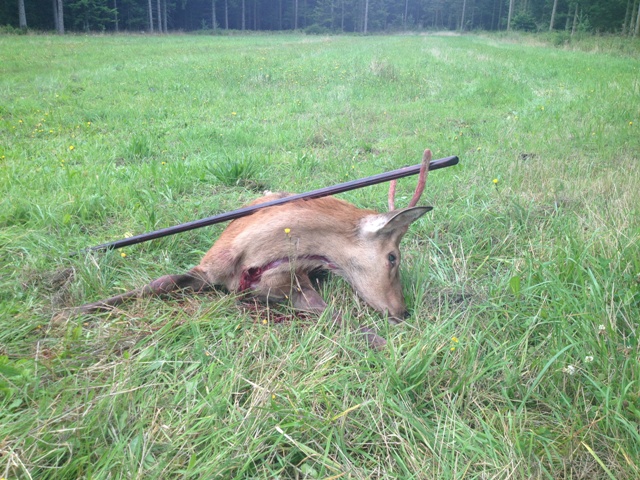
<box><xmin>598</xmin><ymin>324</ymin><xmax>605</xmax><ymax>331</ymax></box>
<box><xmin>584</xmin><ymin>355</ymin><xmax>594</xmax><ymax>363</ymax></box>
<box><xmin>563</xmin><ymin>365</ymin><xmax>576</xmax><ymax>375</ymax></box>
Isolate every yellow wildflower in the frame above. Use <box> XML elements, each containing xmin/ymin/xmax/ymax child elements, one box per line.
<box><xmin>284</xmin><ymin>228</ymin><xmax>291</xmax><ymax>234</ymax></box>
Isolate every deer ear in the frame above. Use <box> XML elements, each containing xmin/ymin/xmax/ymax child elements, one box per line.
<box><xmin>361</xmin><ymin>206</ymin><xmax>432</xmax><ymax>237</ymax></box>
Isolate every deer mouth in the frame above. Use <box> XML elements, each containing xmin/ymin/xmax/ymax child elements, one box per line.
<box><xmin>387</xmin><ymin>309</ymin><xmax>411</xmax><ymax>325</ymax></box>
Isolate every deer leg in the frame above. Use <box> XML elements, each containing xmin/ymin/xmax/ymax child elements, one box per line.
<box><xmin>66</xmin><ymin>266</ymin><xmax>212</xmax><ymax>317</ymax></box>
<box><xmin>250</xmin><ymin>271</ymin><xmax>326</xmax><ymax>313</ymax></box>
<box><xmin>255</xmin><ymin>272</ymin><xmax>387</xmax><ymax>350</ymax></box>
<box><xmin>289</xmin><ymin>276</ymin><xmax>329</xmax><ymax>314</ymax></box>
<box><xmin>291</xmin><ymin>276</ymin><xmax>388</xmax><ymax>350</ymax></box>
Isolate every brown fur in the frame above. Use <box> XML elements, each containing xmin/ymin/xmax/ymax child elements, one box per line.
<box><xmin>61</xmin><ymin>150</ymin><xmax>434</xmax><ymax>349</ymax></box>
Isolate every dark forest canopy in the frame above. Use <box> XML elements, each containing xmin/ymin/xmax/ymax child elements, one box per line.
<box><xmin>1</xmin><ymin>0</ymin><xmax>637</xmax><ymax>35</ymax></box>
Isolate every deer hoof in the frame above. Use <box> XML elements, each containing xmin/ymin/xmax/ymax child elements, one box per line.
<box><xmin>51</xmin><ymin>310</ymin><xmax>73</xmax><ymax>326</ymax></box>
<box><xmin>359</xmin><ymin>326</ymin><xmax>387</xmax><ymax>350</ymax></box>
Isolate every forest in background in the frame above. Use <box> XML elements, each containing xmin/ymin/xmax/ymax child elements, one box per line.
<box><xmin>1</xmin><ymin>0</ymin><xmax>638</xmax><ymax>36</ymax></box>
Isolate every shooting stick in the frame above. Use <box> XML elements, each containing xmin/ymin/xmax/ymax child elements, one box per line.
<box><xmin>82</xmin><ymin>154</ymin><xmax>459</xmax><ymax>254</ymax></box>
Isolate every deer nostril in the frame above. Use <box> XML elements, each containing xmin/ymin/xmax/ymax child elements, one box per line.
<box><xmin>403</xmin><ymin>310</ymin><xmax>411</xmax><ymax>320</ymax></box>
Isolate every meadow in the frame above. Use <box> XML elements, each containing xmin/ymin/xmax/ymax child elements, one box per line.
<box><xmin>1</xmin><ymin>32</ymin><xmax>639</xmax><ymax>479</ymax></box>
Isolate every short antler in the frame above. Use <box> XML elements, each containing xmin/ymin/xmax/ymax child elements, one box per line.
<box><xmin>408</xmin><ymin>149</ymin><xmax>431</xmax><ymax>207</ymax></box>
<box><xmin>388</xmin><ymin>149</ymin><xmax>431</xmax><ymax>211</ymax></box>
<box><xmin>387</xmin><ymin>177</ymin><xmax>397</xmax><ymax>211</ymax></box>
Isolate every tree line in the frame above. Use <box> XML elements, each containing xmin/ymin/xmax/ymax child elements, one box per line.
<box><xmin>2</xmin><ymin>0</ymin><xmax>638</xmax><ymax>35</ymax></box>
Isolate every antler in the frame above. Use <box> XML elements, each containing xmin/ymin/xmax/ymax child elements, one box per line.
<box><xmin>387</xmin><ymin>177</ymin><xmax>397</xmax><ymax>211</ymax></box>
<box><xmin>388</xmin><ymin>148</ymin><xmax>431</xmax><ymax>211</ymax></box>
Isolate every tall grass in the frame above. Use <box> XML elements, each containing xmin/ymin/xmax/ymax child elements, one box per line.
<box><xmin>1</xmin><ymin>33</ymin><xmax>639</xmax><ymax>479</ymax></box>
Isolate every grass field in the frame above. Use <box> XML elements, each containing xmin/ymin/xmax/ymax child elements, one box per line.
<box><xmin>1</xmin><ymin>32</ymin><xmax>639</xmax><ymax>479</ymax></box>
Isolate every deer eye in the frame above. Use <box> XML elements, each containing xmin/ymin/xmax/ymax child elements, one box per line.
<box><xmin>388</xmin><ymin>253</ymin><xmax>397</xmax><ymax>265</ymax></box>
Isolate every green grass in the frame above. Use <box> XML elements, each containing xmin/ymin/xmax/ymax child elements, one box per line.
<box><xmin>1</xmin><ymin>32</ymin><xmax>639</xmax><ymax>479</ymax></box>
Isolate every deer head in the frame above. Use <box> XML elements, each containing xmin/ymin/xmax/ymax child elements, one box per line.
<box><xmin>340</xmin><ymin>149</ymin><xmax>433</xmax><ymax>321</ymax></box>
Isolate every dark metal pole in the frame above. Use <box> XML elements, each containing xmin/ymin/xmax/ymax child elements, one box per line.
<box><xmin>83</xmin><ymin>155</ymin><xmax>459</xmax><ymax>253</ymax></box>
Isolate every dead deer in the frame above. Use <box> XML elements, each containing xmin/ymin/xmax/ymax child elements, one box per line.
<box><xmin>63</xmin><ymin>150</ymin><xmax>434</xmax><ymax>348</ymax></box>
